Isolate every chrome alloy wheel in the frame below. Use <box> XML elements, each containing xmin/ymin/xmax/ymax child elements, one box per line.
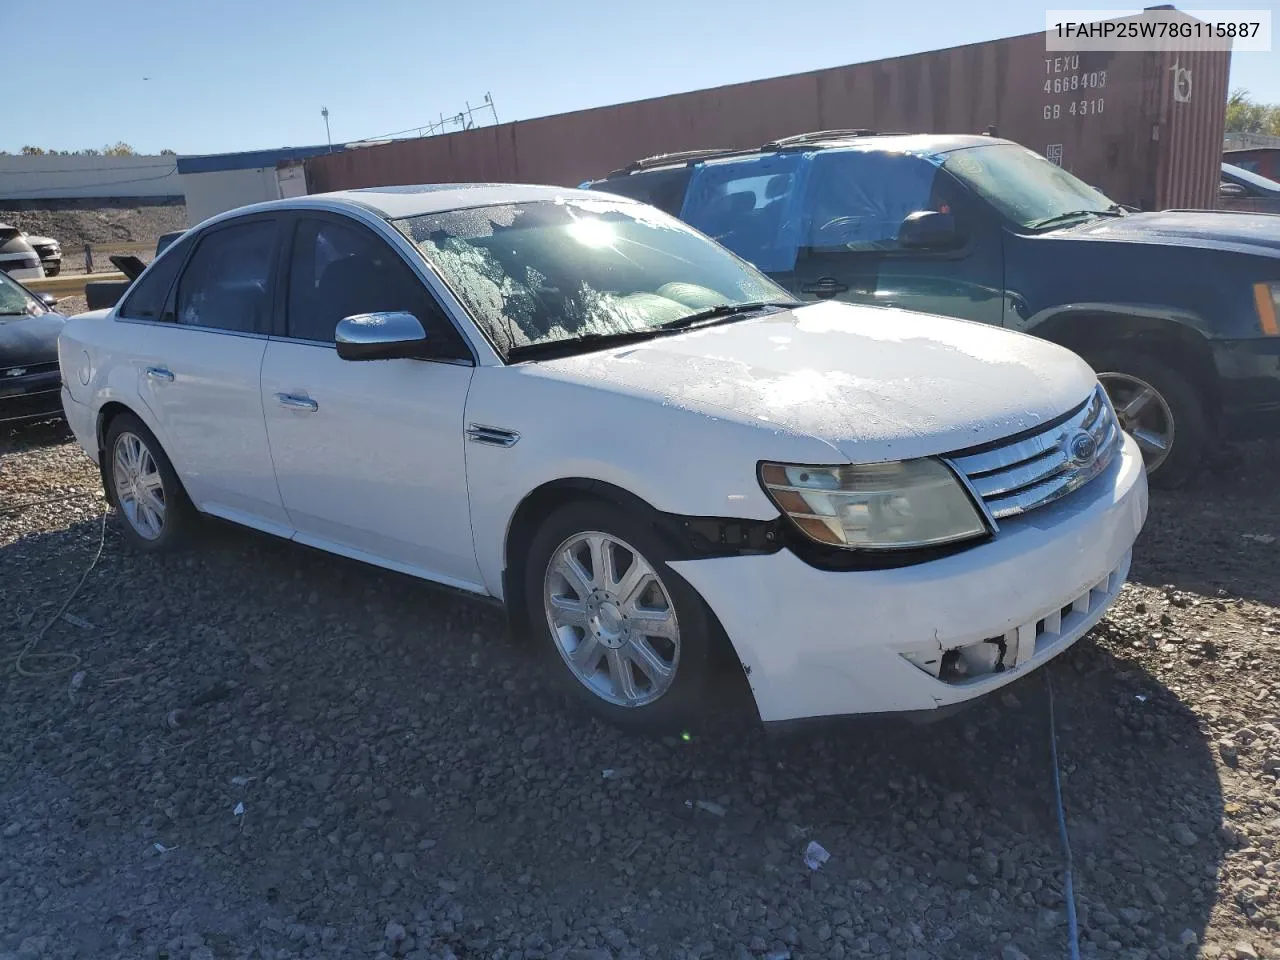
<box><xmin>1098</xmin><ymin>371</ymin><xmax>1175</xmax><ymax>473</ymax></box>
<box><xmin>543</xmin><ymin>531</ymin><xmax>680</xmax><ymax>708</ymax></box>
<box><xmin>112</xmin><ymin>431</ymin><xmax>166</xmax><ymax>540</ymax></box>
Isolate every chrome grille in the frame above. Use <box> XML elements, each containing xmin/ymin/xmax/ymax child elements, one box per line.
<box><xmin>949</xmin><ymin>386</ymin><xmax>1120</xmax><ymax>520</ymax></box>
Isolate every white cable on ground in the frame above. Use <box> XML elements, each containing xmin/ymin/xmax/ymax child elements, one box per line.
<box><xmin>5</xmin><ymin>506</ymin><xmax>108</xmax><ymax>678</ymax></box>
<box><xmin>1045</xmin><ymin>668</ymin><xmax>1082</xmax><ymax>960</ymax></box>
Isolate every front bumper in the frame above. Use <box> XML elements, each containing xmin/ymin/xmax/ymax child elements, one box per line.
<box><xmin>0</xmin><ymin>370</ymin><xmax>63</xmax><ymax>423</ymax></box>
<box><xmin>670</xmin><ymin>433</ymin><xmax>1148</xmax><ymax>723</ymax></box>
<box><xmin>1214</xmin><ymin>337</ymin><xmax>1280</xmax><ymax>439</ymax></box>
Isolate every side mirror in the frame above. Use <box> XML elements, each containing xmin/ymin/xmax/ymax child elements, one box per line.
<box><xmin>38</xmin><ymin>293</ymin><xmax>59</xmax><ymax>308</ymax></box>
<box><xmin>898</xmin><ymin>211</ymin><xmax>961</xmax><ymax>250</ymax></box>
<box><xmin>1219</xmin><ymin>182</ymin><xmax>1247</xmax><ymax>198</ymax></box>
<box><xmin>335</xmin><ymin>311</ymin><xmax>429</xmax><ymax>361</ymax></box>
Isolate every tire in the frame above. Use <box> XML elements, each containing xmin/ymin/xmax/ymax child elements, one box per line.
<box><xmin>523</xmin><ymin>500</ymin><xmax>714</xmax><ymax>733</ymax></box>
<box><xmin>102</xmin><ymin>412</ymin><xmax>196</xmax><ymax>551</ymax></box>
<box><xmin>1087</xmin><ymin>348</ymin><xmax>1211</xmax><ymax>489</ymax></box>
<box><xmin>44</xmin><ymin>263</ymin><xmax>60</xmax><ymax>278</ymax></box>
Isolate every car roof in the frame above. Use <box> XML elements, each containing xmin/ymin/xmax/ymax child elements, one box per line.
<box><xmin>217</xmin><ymin>183</ymin><xmax>620</xmax><ymax>224</ymax></box>
<box><xmin>597</xmin><ymin>132</ymin><xmax>1007</xmax><ymax>180</ymax></box>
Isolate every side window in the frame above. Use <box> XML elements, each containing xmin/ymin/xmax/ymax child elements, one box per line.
<box><xmin>117</xmin><ymin>237</ymin><xmax>191</xmax><ymax>320</ymax></box>
<box><xmin>681</xmin><ymin>153</ymin><xmax>806</xmax><ymax>273</ymax></box>
<box><xmin>175</xmin><ymin>219</ymin><xmax>277</xmax><ymax>333</ymax></box>
<box><xmin>590</xmin><ymin>169</ymin><xmax>692</xmax><ymax>216</ymax></box>
<box><xmin>285</xmin><ymin>217</ymin><xmax>468</xmax><ymax>358</ymax></box>
<box><xmin>801</xmin><ymin>152</ymin><xmax>939</xmax><ymax>252</ymax></box>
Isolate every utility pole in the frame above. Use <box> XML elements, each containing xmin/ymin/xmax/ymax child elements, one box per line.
<box><xmin>321</xmin><ymin>106</ymin><xmax>332</xmax><ymax>151</ymax></box>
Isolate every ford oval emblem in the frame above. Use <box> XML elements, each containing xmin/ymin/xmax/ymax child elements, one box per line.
<box><xmin>1068</xmin><ymin>431</ymin><xmax>1098</xmax><ymax>466</ymax></box>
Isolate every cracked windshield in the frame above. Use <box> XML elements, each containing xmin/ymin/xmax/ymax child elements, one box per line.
<box><xmin>394</xmin><ymin>198</ymin><xmax>788</xmax><ymax>356</ymax></box>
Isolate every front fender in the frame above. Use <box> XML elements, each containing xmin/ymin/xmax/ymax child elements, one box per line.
<box><xmin>463</xmin><ymin>366</ymin><xmax>843</xmax><ymax>597</ymax></box>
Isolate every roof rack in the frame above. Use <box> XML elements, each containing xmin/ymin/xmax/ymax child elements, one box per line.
<box><xmin>606</xmin><ymin>148</ymin><xmax>741</xmax><ymax>178</ymax></box>
<box><xmin>763</xmin><ymin>129</ymin><xmax>881</xmax><ymax>149</ymax></box>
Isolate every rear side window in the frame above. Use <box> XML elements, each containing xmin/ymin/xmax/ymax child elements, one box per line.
<box><xmin>801</xmin><ymin>151</ymin><xmax>940</xmax><ymax>251</ymax></box>
<box><xmin>286</xmin><ymin>217</ymin><xmax>468</xmax><ymax>358</ymax></box>
<box><xmin>175</xmin><ymin>219</ymin><xmax>277</xmax><ymax>333</ymax></box>
<box><xmin>681</xmin><ymin>153</ymin><xmax>806</xmax><ymax>273</ymax></box>
<box><xmin>118</xmin><ymin>238</ymin><xmax>190</xmax><ymax>320</ymax></box>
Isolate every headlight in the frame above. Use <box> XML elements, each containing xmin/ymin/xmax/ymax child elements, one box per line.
<box><xmin>1255</xmin><ymin>282</ymin><xmax>1280</xmax><ymax>336</ymax></box>
<box><xmin>759</xmin><ymin>459</ymin><xmax>989</xmax><ymax>550</ymax></box>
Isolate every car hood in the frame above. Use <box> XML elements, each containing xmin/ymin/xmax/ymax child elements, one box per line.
<box><xmin>24</xmin><ymin>235</ymin><xmax>57</xmax><ymax>247</ymax></box>
<box><xmin>534</xmin><ymin>301</ymin><xmax>1097</xmax><ymax>463</ymax></box>
<box><xmin>1065</xmin><ymin>210</ymin><xmax>1280</xmax><ymax>257</ymax></box>
<box><xmin>0</xmin><ymin>311</ymin><xmax>66</xmax><ymax>367</ymax></box>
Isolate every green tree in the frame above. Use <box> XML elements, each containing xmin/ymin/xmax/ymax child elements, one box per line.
<box><xmin>102</xmin><ymin>142</ymin><xmax>137</xmax><ymax>157</ymax></box>
<box><xmin>1226</xmin><ymin>89</ymin><xmax>1280</xmax><ymax>135</ymax></box>
<box><xmin>20</xmin><ymin>146</ymin><xmax>46</xmax><ymax>155</ymax></box>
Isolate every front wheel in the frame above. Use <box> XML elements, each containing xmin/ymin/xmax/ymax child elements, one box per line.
<box><xmin>524</xmin><ymin>501</ymin><xmax>714</xmax><ymax>733</ymax></box>
<box><xmin>1089</xmin><ymin>350</ymin><xmax>1211</xmax><ymax>489</ymax></box>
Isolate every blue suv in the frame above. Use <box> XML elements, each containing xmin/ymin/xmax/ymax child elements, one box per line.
<box><xmin>585</xmin><ymin>130</ymin><xmax>1280</xmax><ymax>486</ymax></box>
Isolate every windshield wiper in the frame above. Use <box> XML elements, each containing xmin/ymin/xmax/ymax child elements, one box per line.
<box><xmin>505</xmin><ymin>301</ymin><xmax>801</xmax><ymax>362</ymax></box>
<box><xmin>657</xmin><ymin>300</ymin><xmax>801</xmax><ymax>332</ymax></box>
<box><xmin>1030</xmin><ymin>206</ymin><xmax>1126</xmax><ymax>230</ymax></box>
<box><xmin>506</xmin><ymin>327</ymin><xmax>667</xmax><ymax>361</ymax></box>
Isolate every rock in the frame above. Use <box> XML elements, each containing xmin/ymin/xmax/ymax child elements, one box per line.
<box><xmin>386</xmin><ymin>922</ymin><xmax>407</xmax><ymax>943</ymax></box>
<box><xmin>1232</xmin><ymin>942</ymin><xmax>1258</xmax><ymax>960</ymax></box>
<box><xmin>2</xmin><ymin>822</ymin><xmax>21</xmax><ymax>839</ymax></box>
<box><xmin>1171</xmin><ymin>823</ymin><xmax>1198</xmax><ymax>847</ymax></box>
<box><xmin>310</xmin><ymin>773</ymin><xmax>334</xmax><ymax>793</ymax></box>
<box><xmin>1179</xmin><ymin>930</ymin><xmax>1197</xmax><ymax>946</ymax></box>
<box><xmin>1146</xmin><ymin>879</ymin><xmax>1168</xmax><ymax>904</ymax></box>
<box><xmin>1001</xmin><ymin>947</ymin><xmax>1031</xmax><ymax>960</ymax></box>
<box><xmin>1218</xmin><ymin>741</ymin><xmax>1239</xmax><ymax>766</ymax></box>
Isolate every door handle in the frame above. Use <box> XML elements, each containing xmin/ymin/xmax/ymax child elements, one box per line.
<box><xmin>800</xmin><ymin>277</ymin><xmax>850</xmax><ymax>299</ymax></box>
<box><xmin>275</xmin><ymin>393</ymin><xmax>318</xmax><ymax>412</ymax></box>
<box><xmin>144</xmin><ymin>366</ymin><xmax>175</xmax><ymax>382</ymax></box>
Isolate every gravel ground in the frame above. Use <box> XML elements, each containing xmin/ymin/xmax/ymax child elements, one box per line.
<box><xmin>1</xmin><ymin>422</ymin><xmax>1278</xmax><ymax>960</ymax></box>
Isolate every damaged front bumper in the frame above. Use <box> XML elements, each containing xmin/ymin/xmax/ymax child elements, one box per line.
<box><xmin>670</xmin><ymin>433</ymin><xmax>1148</xmax><ymax>724</ymax></box>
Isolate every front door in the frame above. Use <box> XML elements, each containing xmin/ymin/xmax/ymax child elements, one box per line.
<box><xmin>121</xmin><ymin>215</ymin><xmax>292</xmax><ymax>534</ymax></box>
<box><xmin>259</xmin><ymin>213</ymin><xmax>482</xmax><ymax>591</ymax></box>
<box><xmin>787</xmin><ymin>150</ymin><xmax>1005</xmax><ymax>325</ymax></box>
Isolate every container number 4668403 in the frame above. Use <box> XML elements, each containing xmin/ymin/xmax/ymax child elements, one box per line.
<box><xmin>1043</xmin><ymin>71</ymin><xmax>1107</xmax><ymax>94</ymax></box>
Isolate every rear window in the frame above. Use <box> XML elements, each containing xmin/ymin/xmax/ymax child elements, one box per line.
<box><xmin>118</xmin><ymin>237</ymin><xmax>190</xmax><ymax>321</ymax></box>
<box><xmin>588</xmin><ymin>168</ymin><xmax>692</xmax><ymax>216</ymax></box>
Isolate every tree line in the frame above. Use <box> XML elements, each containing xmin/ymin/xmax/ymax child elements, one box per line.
<box><xmin>1227</xmin><ymin>90</ymin><xmax>1280</xmax><ymax>137</ymax></box>
<box><xmin>0</xmin><ymin>144</ymin><xmax>176</xmax><ymax>157</ymax></box>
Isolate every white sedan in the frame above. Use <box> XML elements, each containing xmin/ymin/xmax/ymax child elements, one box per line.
<box><xmin>57</xmin><ymin>185</ymin><xmax>1147</xmax><ymax>731</ymax></box>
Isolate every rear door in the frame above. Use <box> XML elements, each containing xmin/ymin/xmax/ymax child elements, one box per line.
<box><xmin>120</xmin><ymin>215</ymin><xmax>291</xmax><ymax>534</ymax></box>
<box><xmin>787</xmin><ymin>150</ymin><xmax>1005</xmax><ymax>325</ymax></box>
<box><xmin>259</xmin><ymin>212</ymin><xmax>482</xmax><ymax>590</ymax></box>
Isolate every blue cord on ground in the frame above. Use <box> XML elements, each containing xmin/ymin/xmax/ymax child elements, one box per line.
<box><xmin>1046</xmin><ymin>668</ymin><xmax>1083</xmax><ymax>960</ymax></box>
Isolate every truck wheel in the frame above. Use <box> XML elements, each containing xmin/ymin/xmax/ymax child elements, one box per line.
<box><xmin>1090</xmin><ymin>350</ymin><xmax>1209</xmax><ymax>489</ymax></box>
<box><xmin>524</xmin><ymin>500</ymin><xmax>714</xmax><ymax>733</ymax></box>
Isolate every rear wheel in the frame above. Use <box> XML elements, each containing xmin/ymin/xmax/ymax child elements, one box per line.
<box><xmin>524</xmin><ymin>501</ymin><xmax>713</xmax><ymax>733</ymax></box>
<box><xmin>103</xmin><ymin>413</ymin><xmax>195</xmax><ymax>551</ymax></box>
<box><xmin>1089</xmin><ymin>349</ymin><xmax>1210</xmax><ymax>488</ymax></box>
